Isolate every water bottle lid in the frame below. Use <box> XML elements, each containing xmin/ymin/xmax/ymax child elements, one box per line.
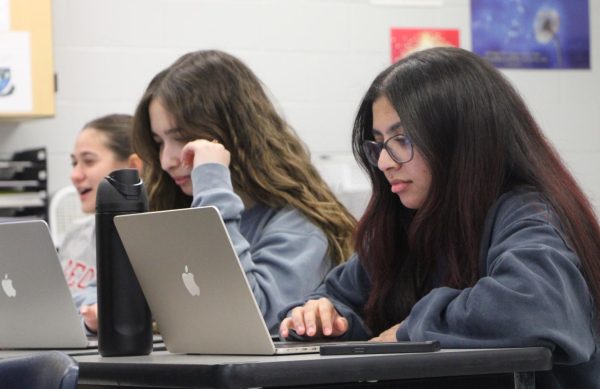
<box><xmin>106</xmin><ymin>170</ymin><xmax>143</xmax><ymax>199</ymax></box>
<box><xmin>96</xmin><ymin>169</ymin><xmax>148</xmax><ymax>213</ymax></box>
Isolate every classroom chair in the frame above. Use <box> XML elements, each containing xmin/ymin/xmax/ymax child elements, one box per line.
<box><xmin>49</xmin><ymin>185</ymin><xmax>87</xmax><ymax>247</ymax></box>
<box><xmin>0</xmin><ymin>351</ymin><xmax>79</xmax><ymax>389</ymax></box>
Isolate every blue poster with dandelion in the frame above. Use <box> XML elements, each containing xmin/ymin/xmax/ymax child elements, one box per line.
<box><xmin>471</xmin><ymin>0</ymin><xmax>589</xmax><ymax>69</ymax></box>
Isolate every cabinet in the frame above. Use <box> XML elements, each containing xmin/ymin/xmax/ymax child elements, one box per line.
<box><xmin>0</xmin><ymin>0</ymin><xmax>55</xmax><ymax>118</ymax></box>
<box><xmin>0</xmin><ymin>147</ymin><xmax>48</xmax><ymax>222</ymax></box>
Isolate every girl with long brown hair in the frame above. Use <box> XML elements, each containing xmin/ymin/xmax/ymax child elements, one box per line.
<box><xmin>132</xmin><ymin>50</ymin><xmax>355</xmax><ymax>333</ymax></box>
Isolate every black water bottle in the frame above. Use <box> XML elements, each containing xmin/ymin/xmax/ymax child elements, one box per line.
<box><xmin>96</xmin><ymin>168</ymin><xmax>153</xmax><ymax>356</ymax></box>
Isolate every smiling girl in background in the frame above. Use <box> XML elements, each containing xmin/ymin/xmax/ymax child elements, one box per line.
<box><xmin>61</xmin><ymin>113</ymin><xmax>141</xmax><ymax>332</ymax></box>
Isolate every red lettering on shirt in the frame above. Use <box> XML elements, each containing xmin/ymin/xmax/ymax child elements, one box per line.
<box><xmin>62</xmin><ymin>259</ymin><xmax>96</xmax><ymax>291</ymax></box>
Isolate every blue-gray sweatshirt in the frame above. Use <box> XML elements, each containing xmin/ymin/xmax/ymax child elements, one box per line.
<box><xmin>281</xmin><ymin>190</ymin><xmax>599</xmax><ymax>388</ymax></box>
<box><xmin>192</xmin><ymin>163</ymin><xmax>332</xmax><ymax>333</ymax></box>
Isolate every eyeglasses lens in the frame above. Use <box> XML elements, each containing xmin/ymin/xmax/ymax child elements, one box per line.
<box><xmin>362</xmin><ymin>135</ymin><xmax>413</xmax><ymax>167</ymax></box>
<box><xmin>362</xmin><ymin>142</ymin><xmax>381</xmax><ymax>166</ymax></box>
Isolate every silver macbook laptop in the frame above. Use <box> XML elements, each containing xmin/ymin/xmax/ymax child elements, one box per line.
<box><xmin>0</xmin><ymin>220</ymin><xmax>96</xmax><ymax>349</ymax></box>
<box><xmin>114</xmin><ymin>206</ymin><xmax>320</xmax><ymax>355</ymax></box>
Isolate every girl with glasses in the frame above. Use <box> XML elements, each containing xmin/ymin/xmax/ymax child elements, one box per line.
<box><xmin>280</xmin><ymin>47</ymin><xmax>600</xmax><ymax>387</ymax></box>
<box><xmin>131</xmin><ymin>50</ymin><xmax>356</xmax><ymax>333</ymax></box>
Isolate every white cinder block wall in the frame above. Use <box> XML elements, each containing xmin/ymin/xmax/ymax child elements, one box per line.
<box><xmin>0</xmin><ymin>0</ymin><xmax>599</xmax><ymax>217</ymax></box>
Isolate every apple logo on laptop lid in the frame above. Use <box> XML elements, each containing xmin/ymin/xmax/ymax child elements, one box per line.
<box><xmin>2</xmin><ymin>274</ymin><xmax>17</xmax><ymax>297</ymax></box>
<box><xmin>182</xmin><ymin>266</ymin><xmax>200</xmax><ymax>296</ymax></box>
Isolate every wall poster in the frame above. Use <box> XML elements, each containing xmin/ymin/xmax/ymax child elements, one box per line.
<box><xmin>391</xmin><ymin>28</ymin><xmax>460</xmax><ymax>63</ymax></box>
<box><xmin>471</xmin><ymin>0</ymin><xmax>590</xmax><ymax>69</ymax></box>
<box><xmin>0</xmin><ymin>31</ymin><xmax>33</xmax><ymax>112</ymax></box>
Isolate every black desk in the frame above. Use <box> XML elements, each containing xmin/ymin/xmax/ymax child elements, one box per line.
<box><xmin>74</xmin><ymin>347</ymin><xmax>552</xmax><ymax>389</ymax></box>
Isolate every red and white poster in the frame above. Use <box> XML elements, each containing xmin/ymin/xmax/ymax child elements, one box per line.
<box><xmin>391</xmin><ymin>28</ymin><xmax>460</xmax><ymax>63</ymax></box>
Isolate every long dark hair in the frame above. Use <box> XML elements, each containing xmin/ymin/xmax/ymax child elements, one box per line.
<box><xmin>133</xmin><ymin>50</ymin><xmax>356</xmax><ymax>264</ymax></box>
<box><xmin>352</xmin><ymin>47</ymin><xmax>600</xmax><ymax>334</ymax></box>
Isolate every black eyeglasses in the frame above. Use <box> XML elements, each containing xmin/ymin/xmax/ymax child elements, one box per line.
<box><xmin>362</xmin><ymin>134</ymin><xmax>414</xmax><ymax>167</ymax></box>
